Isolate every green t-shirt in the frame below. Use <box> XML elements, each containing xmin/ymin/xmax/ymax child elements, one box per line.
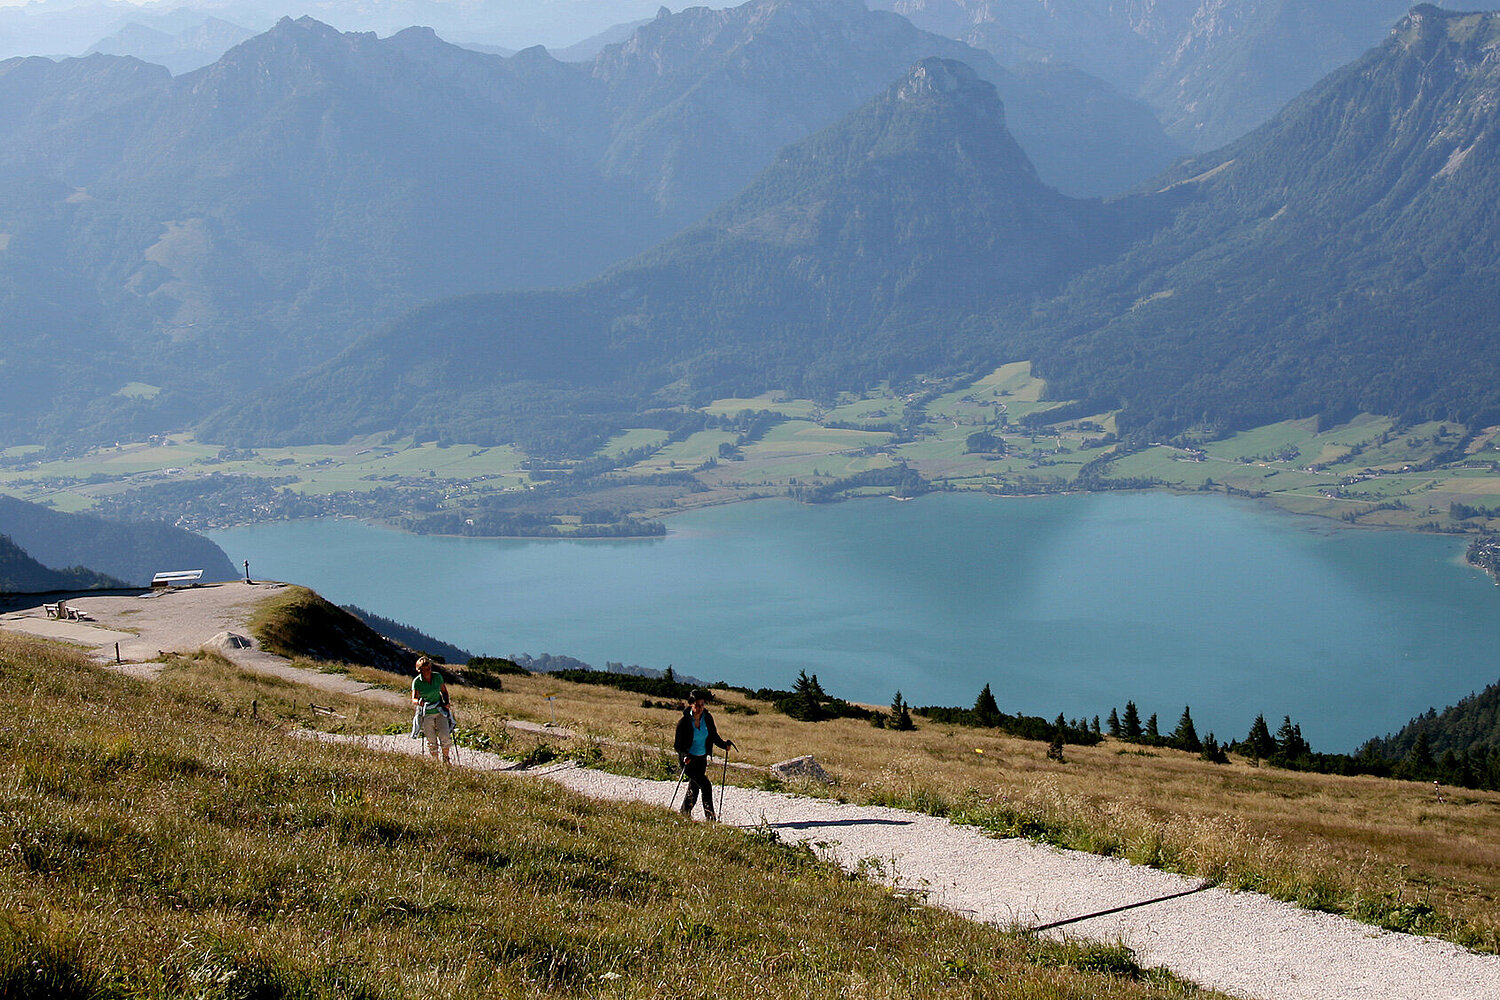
<box><xmin>412</xmin><ymin>672</ymin><xmax>445</xmax><ymax>714</ymax></box>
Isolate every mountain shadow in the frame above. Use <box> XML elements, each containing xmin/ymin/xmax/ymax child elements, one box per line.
<box><xmin>0</xmin><ymin>534</ymin><xmax>127</xmax><ymax>593</ymax></box>
<box><xmin>0</xmin><ymin>495</ymin><xmax>237</xmax><ymax>585</ymax></box>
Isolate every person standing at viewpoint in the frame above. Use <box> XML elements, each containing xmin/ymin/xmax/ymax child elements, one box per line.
<box><xmin>675</xmin><ymin>689</ymin><xmax>734</xmax><ymax>821</ymax></box>
<box><xmin>411</xmin><ymin>656</ymin><xmax>453</xmax><ymax>764</ymax></box>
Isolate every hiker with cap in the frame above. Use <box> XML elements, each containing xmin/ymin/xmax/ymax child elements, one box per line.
<box><xmin>674</xmin><ymin>689</ymin><xmax>734</xmax><ymax>821</ymax></box>
<box><xmin>411</xmin><ymin>656</ymin><xmax>453</xmax><ymax>763</ymax></box>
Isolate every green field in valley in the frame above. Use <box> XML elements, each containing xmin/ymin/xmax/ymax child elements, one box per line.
<box><xmin>3</xmin><ymin>363</ymin><xmax>1499</xmax><ymax>537</ymax></box>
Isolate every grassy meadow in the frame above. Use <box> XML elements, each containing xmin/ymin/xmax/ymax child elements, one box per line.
<box><xmin>1</xmin><ymin>633</ymin><xmax>1228</xmax><ymax>1000</ymax></box>
<box><xmin>6</xmin><ymin>363</ymin><xmax>1500</xmax><ymax>535</ymax></box>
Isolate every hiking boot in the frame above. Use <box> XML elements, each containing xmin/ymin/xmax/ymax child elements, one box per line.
<box><xmin>704</xmin><ymin>809</ymin><xmax>717</xmax><ymax>822</ymax></box>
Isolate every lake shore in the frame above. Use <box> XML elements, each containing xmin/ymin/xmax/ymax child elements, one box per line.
<box><xmin>209</xmin><ymin>490</ymin><xmax>1498</xmax><ymax>754</ymax></box>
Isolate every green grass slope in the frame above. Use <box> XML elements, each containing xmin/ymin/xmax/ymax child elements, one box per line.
<box><xmin>248</xmin><ymin>585</ymin><xmax>423</xmax><ymax>675</ymax></box>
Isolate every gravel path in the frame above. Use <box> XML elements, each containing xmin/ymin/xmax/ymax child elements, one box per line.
<box><xmin>6</xmin><ymin>585</ymin><xmax>1499</xmax><ymax>999</ymax></box>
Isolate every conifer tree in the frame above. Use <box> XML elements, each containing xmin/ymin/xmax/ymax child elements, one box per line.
<box><xmin>1199</xmin><ymin>732</ymin><xmax>1230</xmax><ymax>764</ymax></box>
<box><xmin>1047</xmin><ymin>713</ymin><xmax>1066</xmax><ymax>762</ymax></box>
<box><xmin>890</xmin><ymin>690</ymin><xmax>915</xmax><ymax>731</ymax></box>
<box><xmin>1273</xmin><ymin>715</ymin><xmax>1311</xmax><ymax>763</ymax></box>
<box><xmin>1121</xmin><ymin>701</ymin><xmax>1142</xmax><ymax>741</ymax></box>
<box><xmin>1408</xmin><ymin>729</ymin><xmax>1435</xmax><ymax>773</ymax></box>
<box><xmin>1145</xmin><ymin>713</ymin><xmax>1160</xmax><ymax>742</ymax></box>
<box><xmin>973</xmin><ymin>683</ymin><xmax>1001</xmax><ymax>726</ymax></box>
<box><xmin>1092</xmin><ymin>715</ymin><xmax>1102</xmax><ymax>735</ymax></box>
<box><xmin>785</xmin><ymin>669</ymin><xmax>829</xmax><ymax>721</ymax></box>
<box><xmin>1171</xmin><ymin>706</ymin><xmax>1201</xmax><ymax>753</ymax></box>
<box><xmin>1107</xmin><ymin>707</ymin><xmax>1121</xmax><ymax>737</ymax></box>
<box><xmin>1245</xmin><ymin>714</ymin><xmax>1276</xmax><ymax>759</ymax></box>
<box><xmin>1439</xmin><ymin>747</ymin><xmax>1460</xmax><ymax>784</ymax></box>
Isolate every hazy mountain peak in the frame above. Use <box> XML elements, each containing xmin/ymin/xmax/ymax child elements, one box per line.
<box><xmin>388</xmin><ymin>25</ymin><xmax>443</xmax><ymax>45</ymax></box>
<box><xmin>895</xmin><ymin>55</ymin><xmax>1000</xmax><ymax>125</ymax></box>
<box><xmin>269</xmin><ymin>15</ymin><xmax>365</xmax><ymax>44</ymax></box>
<box><xmin>898</xmin><ymin>54</ymin><xmax>978</xmax><ymax>98</ymax></box>
<box><xmin>861</xmin><ymin>57</ymin><xmax>1027</xmax><ymax>183</ymax></box>
<box><xmin>596</xmin><ymin>0</ymin><xmax>900</xmax><ymax>81</ymax></box>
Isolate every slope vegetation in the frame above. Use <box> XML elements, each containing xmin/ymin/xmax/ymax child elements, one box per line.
<box><xmin>1024</xmin><ymin>5</ymin><xmax>1500</xmax><ymax>438</ymax></box>
<box><xmin>0</xmin><ymin>633</ymin><xmax>1222</xmax><ymax>999</ymax></box>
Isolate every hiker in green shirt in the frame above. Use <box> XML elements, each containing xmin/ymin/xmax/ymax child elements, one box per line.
<box><xmin>411</xmin><ymin>656</ymin><xmax>453</xmax><ymax>763</ymax></box>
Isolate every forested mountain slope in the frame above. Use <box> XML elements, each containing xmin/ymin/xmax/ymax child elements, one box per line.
<box><xmin>0</xmin><ymin>496</ymin><xmax>237</xmax><ymax>585</ymax></box>
<box><xmin>0</xmin><ymin>534</ymin><xmax>125</xmax><ymax>593</ymax></box>
<box><xmin>0</xmin><ymin>0</ymin><xmax>1171</xmax><ymax>447</ymax></box>
<box><xmin>203</xmin><ymin>58</ymin><xmax>1155</xmax><ymax>452</ymax></box>
<box><xmin>1023</xmin><ymin>5</ymin><xmax>1500</xmax><ymax>439</ymax></box>
<box><xmin>1368</xmin><ymin>683</ymin><xmax>1500</xmax><ymax>765</ymax></box>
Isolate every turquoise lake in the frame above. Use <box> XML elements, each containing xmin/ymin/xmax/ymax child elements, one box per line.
<box><xmin>209</xmin><ymin>491</ymin><xmax>1500</xmax><ymax>752</ymax></box>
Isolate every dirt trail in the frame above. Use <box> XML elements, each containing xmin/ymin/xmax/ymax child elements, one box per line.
<box><xmin>6</xmin><ymin>584</ymin><xmax>1500</xmax><ymax>999</ymax></box>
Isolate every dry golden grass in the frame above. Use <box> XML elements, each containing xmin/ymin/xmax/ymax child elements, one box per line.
<box><xmin>371</xmin><ymin>668</ymin><xmax>1500</xmax><ymax>952</ymax></box>
<box><xmin>1</xmin><ymin>633</ymin><xmax>1227</xmax><ymax>1000</ymax></box>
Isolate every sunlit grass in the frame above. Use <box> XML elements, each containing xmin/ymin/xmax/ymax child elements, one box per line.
<box><xmin>0</xmin><ymin>634</ymin><xmax>1224</xmax><ymax>1000</ymax></box>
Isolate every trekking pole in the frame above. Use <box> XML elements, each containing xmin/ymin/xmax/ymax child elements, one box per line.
<box><xmin>719</xmin><ymin>745</ymin><xmax>731</xmax><ymax>819</ymax></box>
<box><xmin>670</xmin><ymin>758</ymin><xmax>687</xmax><ymax>811</ymax></box>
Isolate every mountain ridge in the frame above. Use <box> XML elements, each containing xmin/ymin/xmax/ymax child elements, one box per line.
<box><xmin>1022</xmin><ymin>3</ymin><xmax>1500</xmax><ymax>438</ymax></box>
<box><xmin>199</xmin><ymin>56</ymin><xmax>1156</xmax><ymax>450</ymax></box>
<box><xmin>203</xmin><ymin>5</ymin><xmax>1500</xmax><ymax>452</ymax></box>
<box><xmin>0</xmin><ymin>1</ymin><xmax>1174</xmax><ymax>445</ymax></box>
<box><xmin>875</xmin><ymin>0</ymin><xmax>1500</xmax><ymax>150</ymax></box>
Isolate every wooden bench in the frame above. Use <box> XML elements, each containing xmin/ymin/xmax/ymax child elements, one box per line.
<box><xmin>151</xmin><ymin>570</ymin><xmax>203</xmax><ymax>589</ymax></box>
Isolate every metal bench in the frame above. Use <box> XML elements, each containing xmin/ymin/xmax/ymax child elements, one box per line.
<box><xmin>150</xmin><ymin>570</ymin><xmax>203</xmax><ymax>589</ymax></box>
